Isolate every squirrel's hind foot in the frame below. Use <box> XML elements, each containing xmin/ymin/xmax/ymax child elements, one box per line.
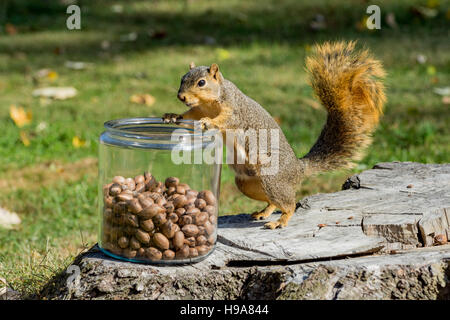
<box><xmin>263</xmin><ymin>207</ymin><xmax>294</xmax><ymax>229</ymax></box>
<box><xmin>264</xmin><ymin>220</ymin><xmax>286</xmax><ymax>229</ymax></box>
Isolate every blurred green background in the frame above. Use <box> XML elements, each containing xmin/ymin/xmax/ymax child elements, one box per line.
<box><xmin>0</xmin><ymin>0</ymin><xmax>448</xmax><ymax>297</ymax></box>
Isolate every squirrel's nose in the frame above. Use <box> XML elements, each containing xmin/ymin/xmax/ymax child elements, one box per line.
<box><xmin>177</xmin><ymin>92</ymin><xmax>186</xmax><ymax>102</ymax></box>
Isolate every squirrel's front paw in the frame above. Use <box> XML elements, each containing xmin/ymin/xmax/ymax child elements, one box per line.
<box><xmin>162</xmin><ymin>113</ymin><xmax>182</xmax><ymax>124</ymax></box>
<box><xmin>198</xmin><ymin>118</ymin><xmax>213</xmax><ymax>130</ymax></box>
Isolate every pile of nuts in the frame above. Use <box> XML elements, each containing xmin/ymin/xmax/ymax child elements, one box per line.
<box><xmin>101</xmin><ymin>172</ymin><xmax>217</xmax><ymax>261</ymax></box>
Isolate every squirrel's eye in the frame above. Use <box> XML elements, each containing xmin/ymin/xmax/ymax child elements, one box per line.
<box><xmin>197</xmin><ymin>80</ymin><xmax>206</xmax><ymax>87</ymax></box>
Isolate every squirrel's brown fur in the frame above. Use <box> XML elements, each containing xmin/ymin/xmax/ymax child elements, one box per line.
<box><xmin>302</xmin><ymin>41</ymin><xmax>386</xmax><ymax>175</ymax></box>
<box><xmin>163</xmin><ymin>41</ymin><xmax>386</xmax><ymax>229</ymax></box>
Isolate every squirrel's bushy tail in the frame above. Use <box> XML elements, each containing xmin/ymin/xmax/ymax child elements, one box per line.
<box><xmin>301</xmin><ymin>41</ymin><xmax>386</xmax><ymax>175</ymax></box>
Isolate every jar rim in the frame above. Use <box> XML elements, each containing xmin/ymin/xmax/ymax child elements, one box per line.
<box><xmin>101</xmin><ymin>117</ymin><xmax>220</xmax><ymax>150</ymax></box>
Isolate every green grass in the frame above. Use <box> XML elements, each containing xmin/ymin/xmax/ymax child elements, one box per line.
<box><xmin>0</xmin><ymin>0</ymin><xmax>449</xmax><ymax>298</ymax></box>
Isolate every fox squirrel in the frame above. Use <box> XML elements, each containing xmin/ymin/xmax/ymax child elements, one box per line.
<box><xmin>163</xmin><ymin>41</ymin><xmax>386</xmax><ymax>229</ymax></box>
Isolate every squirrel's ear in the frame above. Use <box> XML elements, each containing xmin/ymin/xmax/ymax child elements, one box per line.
<box><xmin>189</xmin><ymin>62</ymin><xmax>196</xmax><ymax>70</ymax></box>
<box><xmin>209</xmin><ymin>63</ymin><xmax>221</xmax><ymax>80</ymax></box>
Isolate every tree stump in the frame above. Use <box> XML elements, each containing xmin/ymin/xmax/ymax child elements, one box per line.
<box><xmin>42</xmin><ymin>162</ymin><xmax>450</xmax><ymax>300</ymax></box>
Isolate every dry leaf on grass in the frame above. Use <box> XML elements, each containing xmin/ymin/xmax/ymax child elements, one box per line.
<box><xmin>273</xmin><ymin>116</ymin><xmax>282</xmax><ymax>125</ymax></box>
<box><xmin>416</xmin><ymin>54</ymin><xmax>427</xmax><ymax>64</ymax></box>
<box><xmin>64</xmin><ymin>61</ymin><xmax>92</xmax><ymax>70</ymax></box>
<box><xmin>36</xmin><ymin>122</ymin><xmax>48</xmax><ymax>132</ymax></box>
<box><xmin>130</xmin><ymin>94</ymin><xmax>156</xmax><ymax>106</ymax></box>
<box><xmin>385</xmin><ymin>12</ymin><xmax>398</xmax><ymax>29</ymax></box>
<box><xmin>5</xmin><ymin>23</ymin><xmax>18</xmax><ymax>35</ymax></box>
<box><xmin>442</xmin><ymin>96</ymin><xmax>450</xmax><ymax>105</ymax></box>
<box><xmin>9</xmin><ymin>105</ymin><xmax>32</xmax><ymax>127</ymax></box>
<box><xmin>35</xmin><ymin>69</ymin><xmax>58</xmax><ymax>81</ymax></box>
<box><xmin>356</xmin><ymin>16</ymin><xmax>368</xmax><ymax>32</ymax></box>
<box><xmin>32</xmin><ymin>87</ymin><xmax>77</xmax><ymax>100</ymax></box>
<box><xmin>216</xmin><ymin>48</ymin><xmax>231</xmax><ymax>61</ymax></box>
<box><xmin>19</xmin><ymin>131</ymin><xmax>30</xmax><ymax>146</ymax></box>
<box><xmin>72</xmin><ymin>136</ymin><xmax>86</xmax><ymax>148</ymax></box>
<box><xmin>427</xmin><ymin>65</ymin><xmax>437</xmax><ymax>75</ymax></box>
<box><xmin>111</xmin><ymin>4</ymin><xmax>123</xmax><ymax>13</ymax></box>
<box><xmin>0</xmin><ymin>207</ymin><xmax>21</xmax><ymax>229</ymax></box>
<box><xmin>433</xmin><ymin>87</ymin><xmax>450</xmax><ymax>96</ymax></box>
<box><xmin>120</xmin><ymin>32</ymin><xmax>138</xmax><ymax>42</ymax></box>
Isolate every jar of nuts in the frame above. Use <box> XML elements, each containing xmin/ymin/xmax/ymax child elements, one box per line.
<box><xmin>99</xmin><ymin>118</ymin><xmax>222</xmax><ymax>264</ymax></box>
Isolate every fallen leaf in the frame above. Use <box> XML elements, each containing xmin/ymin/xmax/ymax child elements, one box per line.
<box><xmin>273</xmin><ymin>116</ymin><xmax>282</xmax><ymax>125</ymax></box>
<box><xmin>120</xmin><ymin>32</ymin><xmax>138</xmax><ymax>42</ymax></box>
<box><xmin>111</xmin><ymin>4</ymin><xmax>123</xmax><ymax>13</ymax></box>
<box><xmin>35</xmin><ymin>69</ymin><xmax>58</xmax><ymax>81</ymax></box>
<box><xmin>48</xmin><ymin>71</ymin><xmax>58</xmax><ymax>81</ymax></box>
<box><xmin>216</xmin><ymin>48</ymin><xmax>231</xmax><ymax>61</ymax></box>
<box><xmin>130</xmin><ymin>94</ymin><xmax>156</xmax><ymax>106</ymax></box>
<box><xmin>53</xmin><ymin>46</ymin><xmax>64</xmax><ymax>55</ymax></box>
<box><xmin>385</xmin><ymin>12</ymin><xmax>398</xmax><ymax>29</ymax></box>
<box><xmin>5</xmin><ymin>23</ymin><xmax>17</xmax><ymax>35</ymax></box>
<box><xmin>356</xmin><ymin>16</ymin><xmax>368</xmax><ymax>32</ymax></box>
<box><xmin>433</xmin><ymin>87</ymin><xmax>450</xmax><ymax>96</ymax></box>
<box><xmin>148</xmin><ymin>29</ymin><xmax>167</xmax><ymax>39</ymax></box>
<box><xmin>30</xmin><ymin>250</ymin><xmax>41</xmax><ymax>260</ymax></box>
<box><xmin>442</xmin><ymin>96</ymin><xmax>450</xmax><ymax>105</ymax></box>
<box><xmin>72</xmin><ymin>136</ymin><xmax>86</xmax><ymax>148</ymax></box>
<box><xmin>32</xmin><ymin>87</ymin><xmax>77</xmax><ymax>100</ymax></box>
<box><xmin>427</xmin><ymin>65</ymin><xmax>436</xmax><ymax>75</ymax></box>
<box><xmin>411</xmin><ymin>6</ymin><xmax>438</xmax><ymax>19</ymax></box>
<box><xmin>20</xmin><ymin>131</ymin><xmax>30</xmax><ymax>146</ymax></box>
<box><xmin>101</xmin><ymin>40</ymin><xmax>111</xmax><ymax>50</ymax></box>
<box><xmin>416</xmin><ymin>54</ymin><xmax>427</xmax><ymax>64</ymax></box>
<box><xmin>36</xmin><ymin>122</ymin><xmax>48</xmax><ymax>132</ymax></box>
<box><xmin>65</xmin><ymin>61</ymin><xmax>92</xmax><ymax>70</ymax></box>
<box><xmin>0</xmin><ymin>207</ymin><xmax>21</xmax><ymax>229</ymax></box>
<box><xmin>39</xmin><ymin>97</ymin><xmax>52</xmax><ymax>107</ymax></box>
<box><xmin>9</xmin><ymin>105</ymin><xmax>32</xmax><ymax>127</ymax></box>
<box><xmin>14</xmin><ymin>52</ymin><xmax>27</xmax><ymax>60</ymax></box>
<box><xmin>235</xmin><ymin>12</ymin><xmax>248</xmax><ymax>23</ymax></box>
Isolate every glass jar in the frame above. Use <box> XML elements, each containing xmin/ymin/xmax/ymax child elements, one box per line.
<box><xmin>98</xmin><ymin>118</ymin><xmax>222</xmax><ymax>264</ymax></box>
